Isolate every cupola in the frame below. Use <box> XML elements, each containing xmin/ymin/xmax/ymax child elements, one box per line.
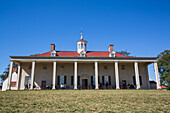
<box><xmin>77</xmin><ymin>32</ymin><xmax>87</xmax><ymax>56</ymax></box>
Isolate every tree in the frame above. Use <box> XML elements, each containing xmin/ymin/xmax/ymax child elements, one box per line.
<box><xmin>157</xmin><ymin>50</ymin><xmax>170</xmax><ymax>90</ymax></box>
<box><xmin>0</xmin><ymin>63</ymin><xmax>18</xmax><ymax>86</ymax></box>
<box><xmin>117</xmin><ymin>51</ymin><xmax>131</xmax><ymax>56</ymax></box>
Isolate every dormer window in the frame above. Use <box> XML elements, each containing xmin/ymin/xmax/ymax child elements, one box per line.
<box><xmin>110</xmin><ymin>51</ymin><xmax>115</xmax><ymax>57</ymax></box>
<box><xmin>51</xmin><ymin>50</ymin><xmax>56</xmax><ymax>56</ymax></box>
<box><xmin>80</xmin><ymin>51</ymin><xmax>86</xmax><ymax>57</ymax></box>
<box><xmin>81</xmin><ymin>53</ymin><xmax>85</xmax><ymax>57</ymax></box>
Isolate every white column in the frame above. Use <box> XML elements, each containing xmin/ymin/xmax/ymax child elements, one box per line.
<box><xmin>95</xmin><ymin>61</ymin><xmax>99</xmax><ymax>89</ymax></box>
<box><xmin>74</xmin><ymin>62</ymin><xmax>77</xmax><ymax>89</ymax></box>
<box><xmin>134</xmin><ymin>62</ymin><xmax>141</xmax><ymax>89</ymax></box>
<box><xmin>115</xmin><ymin>61</ymin><xmax>120</xmax><ymax>89</ymax></box>
<box><xmin>7</xmin><ymin>61</ymin><xmax>14</xmax><ymax>90</ymax></box>
<box><xmin>52</xmin><ymin>61</ymin><xmax>57</xmax><ymax>90</ymax></box>
<box><xmin>154</xmin><ymin>62</ymin><xmax>161</xmax><ymax>89</ymax></box>
<box><xmin>30</xmin><ymin>61</ymin><xmax>35</xmax><ymax>90</ymax></box>
<box><xmin>16</xmin><ymin>64</ymin><xmax>21</xmax><ymax>90</ymax></box>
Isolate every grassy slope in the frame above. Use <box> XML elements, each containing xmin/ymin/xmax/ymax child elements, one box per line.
<box><xmin>0</xmin><ymin>90</ymin><xmax>170</xmax><ymax>112</ymax></box>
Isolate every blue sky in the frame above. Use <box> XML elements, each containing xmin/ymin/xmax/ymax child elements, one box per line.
<box><xmin>0</xmin><ymin>0</ymin><xmax>170</xmax><ymax>82</ymax></box>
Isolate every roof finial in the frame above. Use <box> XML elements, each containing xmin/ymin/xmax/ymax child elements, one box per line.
<box><xmin>81</xmin><ymin>26</ymin><xmax>83</xmax><ymax>40</ymax></box>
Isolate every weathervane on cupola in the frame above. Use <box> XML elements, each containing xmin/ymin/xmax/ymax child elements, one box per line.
<box><xmin>77</xmin><ymin>27</ymin><xmax>88</xmax><ymax>56</ymax></box>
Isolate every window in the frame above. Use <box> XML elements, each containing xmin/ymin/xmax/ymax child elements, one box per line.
<box><xmin>60</xmin><ymin>66</ymin><xmax>64</xmax><ymax>70</ymax></box>
<box><xmin>121</xmin><ymin>65</ymin><xmax>125</xmax><ymax>70</ymax></box>
<box><xmin>71</xmin><ymin>76</ymin><xmax>80</xmax><ymax>86</ymax></box>
<box><xmin>80</xmin><ymin>51</ymin><xmax>86</xmax><ymax>57</ymax></box>
<box><xmin>133</xmin><ymin>76</ymin><xmax>142</xmax><ymax>85</ymax></box>
<box><xmin>104</xmin><ymin>66</ymin><xmax>108</xmax><ymax>70</ymax></box>
<box><xmin>43</xmin><ymin>64</ymin><xmax>47</xmax><ymax>69</ymax></box>
<box><xmin>91</xmin><ymin>76</ymin><xmax>100</xmax><ymax>85</ymax></box>
<box><xmin>58</xmin><ymin>76</ymin><xmax>67</xmax><ymax>87</ymax></box>
<box><xmin>78</xmin><ymin>44</ymin><xmax>80</xmax><ymax>49</ymax></box>
<box><xmin>91</xmin><ymin>76</ymin><xmax>95</xmax><ymax>85</ymax></box>
<box><xmin>111</xmin><ymin>53</ymin><xmax>115</xmax><ymax>57</ymax></box>
<box><xmin>24</xmin><ymin>76</ymin><xmax>31</xmax><ymax>89</ymax></box>
<box><xmin>81</xmin><ymin>43</ymin><xmax>83</xmax><ymax>49</ymax></box>
<box><xmin>51</xmin><ymin>50</ymin><xmax>56</xmax><ymax>56</ymax></box>
<box><xmin>102</xmin><ymin>76</ymin><xmax>111</xmax><ymax>85</ymax></box>
<box><xmin>110</xmin><ymin>51</ymin><xmax>115</xmax><ymax>57</ymax></box>
<box><xmin>81</xmin><ymin>53</ymin><xmax>85</xmax><ymax>57</ymax></box>
<box><xmin>51</xmin><ymin>53</ymin><xmax>56</xmax><ymax>56</ymax></box>
<box><xmin>85</xmin><ymin>43</ymin><xmax>87</xmax><ymax>49</ymax></box>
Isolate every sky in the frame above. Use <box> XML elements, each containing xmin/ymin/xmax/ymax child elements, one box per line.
<box><xmin>0</xmin><ymin>0</ymin><xmax>170</xmax><ymax>82</ymax></box>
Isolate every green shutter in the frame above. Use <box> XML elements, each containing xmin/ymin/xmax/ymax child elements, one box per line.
<box><xmin>58</xmin><ymin>76</ymin><xmax>60</xmax><ymax>85</ymax></box>
<box><xmin>102</xmin><ymin>76</ymin><xmax>104</xmax><ymax>85</ymax></box>
<box><xmin>71</xmin><ymin>76</ymin><xmax>73</xmax><ymax>86</ymax></box>
<box><xmin>109</xmin><ymin>76</ymin><xmax>111</xmax><ymax>85</ymax></box>
<box><xmin>91</xmin><ymin>76</ymin><xmax>93</xmax><ymax>85</ymax></box>
<box><xmin>133</xmin><ymin>76</ymin><xmax>136</xmax><ymax>85</ymax></box>
<box><xmin>64</xmin><ymin>76</ymin><xmax>67</xmax><ymax>84</ymax></box>
<box><xmin>78</xmin><ymin>76</ymin><xmax>80</xmax><ymax>85</ymax></box>
<box><xmin>140</xmin><ymin>76</ymin><xmax>142</xmax><ymax>85</ymax></box>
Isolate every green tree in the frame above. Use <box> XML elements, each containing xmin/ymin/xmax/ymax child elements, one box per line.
<box><xmin>157</xmin><ymin>50</ymin><xmax>170</xmax><ymax>90</ymax></box>
<box><xmin>0</xmin><ymin>63</ymin><xmax>18</xmax><ymax>86</ymax></box>
<box><xmin>117</xmin><ymin>51</ymin><xmax>131</xmax><ymax>56</ymax></box>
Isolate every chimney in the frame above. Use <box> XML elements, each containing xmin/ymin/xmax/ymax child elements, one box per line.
<box><xmin>108</xmin><ymin>44</ymin><xmax>113</xmax><ymax>52</ymax></box>
<box><xmin>51</xmin><ymin>44</ymin><xmax>55</xmax><ymax>51</ymax></box>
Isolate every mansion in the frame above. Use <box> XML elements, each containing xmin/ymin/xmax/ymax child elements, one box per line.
<box><xmin>4</xmin><ymin>33</ymin><xmax>161</xmax><ymax>90</ymax></box>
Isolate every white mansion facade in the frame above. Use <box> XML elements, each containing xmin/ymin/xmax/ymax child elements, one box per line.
<box><xmin>6</xmin><ymin>33</ymin><xmax>161</xmax><ymax>90</ymax></box>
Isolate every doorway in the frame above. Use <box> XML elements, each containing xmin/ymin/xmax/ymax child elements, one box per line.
<box><xmin>41</xmin><ymin>81</ymin><xmax>46</xmax><ymax>90</ymax></box>
<box><xmin>82</xmin><ymin>79</ymin><xmax>88</xmax><ymax>89</ymax></box>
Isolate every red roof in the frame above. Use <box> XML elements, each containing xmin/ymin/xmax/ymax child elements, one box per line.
<box><xmin>77</xmin><ymin>39</ymin><xmax>88</xmax><ymax>43</ymax></box>
<box><xmin>31</xmin><ymin>51</ymin><xmax>131</xmax><ymax>57</ymax></box>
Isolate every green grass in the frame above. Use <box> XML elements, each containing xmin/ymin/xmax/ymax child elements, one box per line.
<box><xmin>0</xmin><ymin>90</ymin><xmax>170</xmax><ymax>112</ymax></box>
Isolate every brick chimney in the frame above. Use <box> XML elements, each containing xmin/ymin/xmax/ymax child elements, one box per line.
<box><xmin>108</xmin><ymin>44</ymin><xmax>114</xmax><ymax>52</ymax></box>
<box><xmin>51</xmin><ymin>44</ymin><xmax>55</xmax><ymax>51</ymax></box>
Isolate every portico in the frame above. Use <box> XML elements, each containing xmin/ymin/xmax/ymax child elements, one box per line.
<box><xmin>7</xmin><ymin>56</ymin><xmax>161</xmax><ymax>90</ymax></box>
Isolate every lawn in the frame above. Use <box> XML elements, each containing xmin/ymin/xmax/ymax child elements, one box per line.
<box><xmin>0</xmin><ymin>90</ymin><xmax>169</xmax><ymax>112</ymax></box>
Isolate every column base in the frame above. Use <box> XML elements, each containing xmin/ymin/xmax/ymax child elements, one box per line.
<box><xmin>116</xmin><ymin>87</ymin><xmax>120</xmax><ymax>89</ymax></box>
<box><xmin>74</xmin><ymin>87</ymin><xmax>77</xmax><ymax>90</ymax></box>
<box><xmin>52</xmin><ymin>88</ymin><xmax>56</xmax><ymax>90</ymax></box>
<box><xmin>95</xmin><ymin>87</ymin><xmax>99</xmax><ymax>90</ymax></box>
<box><xmin>136</xmin><ymin>87</ymin><xmax>141</xmax><ymax>89</ymax></box>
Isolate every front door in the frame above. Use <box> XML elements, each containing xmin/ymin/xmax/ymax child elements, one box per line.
<box><xmin>82</xmin><ymin>79</ymin><xmax>88</xmax><ymax>89</ymax></box>
<box><xmin>41</xmin><ymin>81</ymin><xmax>46</xmax><ymax>90</ymax></box>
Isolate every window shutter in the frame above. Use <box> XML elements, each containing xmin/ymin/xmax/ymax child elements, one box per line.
<box><xmin>78</xmin><ymin>76</ymin><xmax>80</xmax><ymax>85</ymax></box>
<box><xmin>102</xmin><ymin>76</ymin><xmax>104</xmax><ymax>85</ymax></box>
<box><xmin>58</xmin><ymin>76</ymin><xmax>60</xmax><ymax>85</ymax></box>
<box><xmin>71</xmin><ymin>76</ymin><xmax>73</xmax><ymax>86</ymax></box>
<box><xmin>133</xmin><ymin>76</ymin><xmax>136</xmax><ymax>85</ymax></box>
<box><xmin>91</xmin><ymin>76</ymin><xmax>93</xmax><ymax>85</ymax></box>
<box><xmin>109</xmin><ymin>76</ymin><xmax>111</xmax><ymax>85</ymax></box>
<box><xmin>98</xmin><ymin>76</ymin><xmax>100</xmax><ymax>84</ymax></box>
<box><xmin>140</xmin><ymin>76</ymin><xmax>142</xmax><ymax>85</ymax></box>
<box><xmin>64</xmin><ymin>76</ymin><xmax>67</xmax><ymax>84</ymax></box>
